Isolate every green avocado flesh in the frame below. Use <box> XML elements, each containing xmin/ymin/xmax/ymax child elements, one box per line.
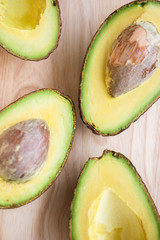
<box><xmin>0</xmin><ymin>89</ymin><xmax>75</xmax><ymax>208</ymax></box>
<box><xmin>80</xmin><ymin>1</ymin><xmax>160</xmax><ymax>135</ymax></box>
<box><xmin>0</xmin><ymin>0</ymin><xmax>60</xmax><ymax>60</ymax></box>
<box><xmin>70</xmin><ymin>151</ymin><xmax>160</xmax><ymax>240</ymax></box>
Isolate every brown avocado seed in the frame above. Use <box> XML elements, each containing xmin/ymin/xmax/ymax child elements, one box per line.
<box><xmin>0</xmin><ymin>119</ymin><xmax>50</xmax><ymax>183</ymax></box>
<box><xmin>108</xmin><ymin>21</ymin><xmax>160</xmax><ymax>97</ymax></box>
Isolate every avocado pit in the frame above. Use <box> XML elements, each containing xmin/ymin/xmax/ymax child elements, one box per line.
<box><xmin>108</xmin><ymin>22</ymin><xmax>160</xmax><ymax>97</ymax></box>
<box><xmin>0</xmin><ymin>119</ymin><xmax>49</xmax><ymax>183</ymax></box>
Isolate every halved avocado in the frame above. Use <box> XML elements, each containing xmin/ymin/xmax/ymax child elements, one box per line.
<box><xmin>0</xmin><ymin>89</ymin><xmax>75</xmax><ymax>208</ymax></box>
<box><xmin>80</xmin><ymin>1</ymin><xmax>160</xmax><ymax>135</ymax></box>
<box><xmin>0</xmin><ymin>0</ymin><xmax>61</xmax><ymax>60</ymax></box>
<box><xmin>70</xmin><ymin>150</ymin><xmax>160</xmax><ymax>240</ymax></box>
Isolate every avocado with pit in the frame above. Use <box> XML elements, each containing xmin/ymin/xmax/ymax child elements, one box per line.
<box><xmin>70</xmin><ymin>150</ymin><xmax>160</xmax><ymax>240</ymax></box>
<box><xmin>0</xmin><ymin>0</ymin><xmax>61</xmax><ymax>60</ymax></box>
<box><xmin>80</xmin><ymin>1</ymin><xmax>160</xmax><ymax>135</ymax></box>
<box><xmin>0</xmin><ymin>89</ymin><xmax>75</xmax><ymax>208</ymax></box>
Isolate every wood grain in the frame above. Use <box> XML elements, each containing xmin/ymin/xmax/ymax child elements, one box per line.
<box><xmin>0</xmin><ymin>0</ymin><xmax>159</xmax><ymax>239</ymax></box>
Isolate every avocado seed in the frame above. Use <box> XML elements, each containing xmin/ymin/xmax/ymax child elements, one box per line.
<box><xmin>0</xmin><ymin>119</ymin><xmax>49</xmax><ymax>182</ymax></box>
<box><xmin>108</xmin><ymin>22</ymin><xmax>160</xmax><ymax>97</ymax></box>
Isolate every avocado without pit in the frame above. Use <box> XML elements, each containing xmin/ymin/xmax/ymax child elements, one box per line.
<box><xmin>80</xmin><ymin>1</ymin><xmax>160</xmax><ymax>135</ymax></box>
<box><xmin>0</xmin><ymin>0</ymin><xmax>61</xmax><ymax>60</ymax></box>
<box><xmin>70</xmin><ymin>150</ymin><xmax>160</xmax><ymax>240</ymax></box>
<box><xmin>0</xmin><ymin>89</ymin><xmax>75</xmax><ymax>208</ymax></box>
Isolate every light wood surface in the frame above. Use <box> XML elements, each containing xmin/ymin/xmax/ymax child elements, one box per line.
<box><xmin>0</xmin><ymin>0</ymin><xmax>159</xmax><ymax>239</ymax></box>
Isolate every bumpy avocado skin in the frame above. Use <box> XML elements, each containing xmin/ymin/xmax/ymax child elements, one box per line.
<box><xmin>70</xmin><ymin>150</ymin><xmax>160</xmax><ymax>240</ymax></box>
<box><xmin>0</xmin><ymin>89</ymin><xmax>76</xmax><ymax>208</ymax></box>
<box><xmin>80</xmin><ymin>1</ymin><xmax>160</xmax><ymax>136</ymax></box>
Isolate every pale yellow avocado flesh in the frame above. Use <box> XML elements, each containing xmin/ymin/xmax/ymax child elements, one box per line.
<box><xmin>88</xmin><ymin>189</ymin><xmax>146</xmax><ymax>240</ymax></box>
<box><xmin>0</xmin><ymin>90</ymin><xmax>75</xmax><ymax>207</ymax></box>
<box><xmin>0</xmin><ymin>0</ymin><xmax>60</xmax><ymax>59</ymax></box>
<box><xmin>71</xmin><ymin>151</ymin><xmax>160</xmax><ymax>240</ymax></box>
<box><xmin>81</xmin><ymin>2</ymin><xmax>160</xmax><ymax>134</ymax></box>
<box><xmin>0</xmin><ymin>0</ymin><xmax>46</xmax><ymax>30</ymax></box>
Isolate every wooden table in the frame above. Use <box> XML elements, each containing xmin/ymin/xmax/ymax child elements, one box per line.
<box><xmin>0</xmin><ymin>0</ymin><xmax>159</xmax><ymax>239</ymax></box>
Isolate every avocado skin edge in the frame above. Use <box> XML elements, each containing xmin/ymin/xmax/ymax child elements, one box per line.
<box><xmin>79</xmin><ymin>0</ymin><xmax>160</xmax><ymax>136</ymax></box>
<box><xmin>70</xmin><ymin>149</ymin><xmax>160</xmax><ymax>240</ymax></box>
<box><xmin>0</xmin><ymin>0</ymin><xmax>62</xmax><ymax>61</ymax></box>
<box><xmin>0</xmin><ymin>88</ymin><xmax>76</xmax><ymax>209</ymax></box>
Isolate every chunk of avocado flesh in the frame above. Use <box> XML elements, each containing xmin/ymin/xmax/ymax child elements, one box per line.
<box><xmin>80</xmin><ymin>1</ymin><xmax>160</xmax><ymax>135</ymax></box>
<box><xmin>71</xmin><ymin>151</ymin><xmax>160</xmax><ymax>240</ymax></box>
<box><xmin>88</xmin><ymin>189</ymin><xmax>146</xmax><ymax>240</ymax></box>
<box><xmin>0</xmin><ymin>89</ymin><xmax>75</xmax><ymax>208</ymax></box>
<box><xmin>0</xmin><ymin>0</ymin><xmax>60</xmax><ymax>60</ymax></box>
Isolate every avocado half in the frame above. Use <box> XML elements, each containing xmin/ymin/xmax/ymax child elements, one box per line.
<box><xmin>70</xmin><ymin>150</ymin><xmax>160</xmax><ymax>240</ymax></box>
<box><xmin>80</xmin><ymin>1</ymin><xmax>160</xmax><ymax>136</ymax></box>
<box><xmin>0</xmin><ymin>0</ymin><xmax>61</xmax><ymax>60</ymax></box>
<box><xmin>0</xmin><ymin>89</ymin><xmax>75</xmax><ymax>208</ymax></box>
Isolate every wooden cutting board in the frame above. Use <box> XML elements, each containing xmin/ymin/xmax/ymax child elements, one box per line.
<box><xmin>0</xmin><ymin>0</ymin><xmax>159</xmax><ymax>239</ymax></box>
